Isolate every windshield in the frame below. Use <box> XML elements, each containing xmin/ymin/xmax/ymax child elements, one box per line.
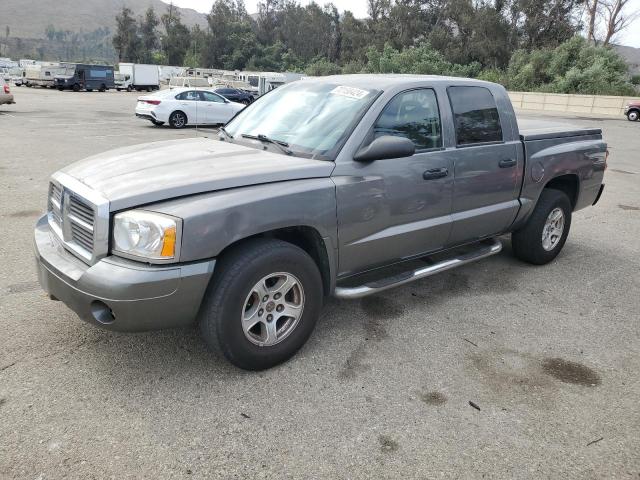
<box><xmin>224</xmin><ymin>81</ymin><xmax>379</xmax><ymax>160</ymax></box>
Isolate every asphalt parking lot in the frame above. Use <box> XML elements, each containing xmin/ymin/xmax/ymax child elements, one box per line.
<box><xmin>1</xmin><ymin>87</ymin><xmax>639</xmax><ymax>479</ymax></box>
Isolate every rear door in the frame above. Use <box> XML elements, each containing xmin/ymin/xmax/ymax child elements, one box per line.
<box><xmin>446</xmin><ymin>86</ymin><xmax>521</xmax><ymax>245</ymax></box>
<box><xmin>175</xmin><ymin>90</ymin><xmax>202</xmax><ymax>124</ymax></box>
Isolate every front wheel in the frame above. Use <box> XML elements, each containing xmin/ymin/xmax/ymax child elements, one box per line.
<box><xmin>627</xmin><ymin>110</ymin><xmax>639</xmax><ymax>121</ymax></box>
<box><xmin>198</xmin><ymin>238</ymin><xmax>323</xmax><ymax>370</ymax></box>
<box><xmin>511</xmin><ymin>189</ymin><xmax>572</xmax><ymax>265</ymax></box>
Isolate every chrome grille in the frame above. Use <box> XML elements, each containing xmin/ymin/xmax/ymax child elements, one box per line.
<box><xmin>68</xmin><ymin>195</ymin><xmax>95</xmax><ymax>252</ymax></box>
<box><xmin>47</xmin><ymin>174</ymin><xmax>109</xmax><ymax>265</ymax></box>
<box><xmin>48</xmin><ymin>183</ymin><xmax>63</xmax><ymax>227</ymax></box>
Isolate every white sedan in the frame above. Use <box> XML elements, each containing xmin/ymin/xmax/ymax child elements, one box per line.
<box><xmin>135</xmin><ymin>87</ymin><xmax>246</xmax><ymax>128</ymax></box>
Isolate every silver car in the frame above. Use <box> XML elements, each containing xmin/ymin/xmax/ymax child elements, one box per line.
<box><xmin>0</xmin><ymin>78</ymin><xmax>15</xmax><ymax>105</ymax></box>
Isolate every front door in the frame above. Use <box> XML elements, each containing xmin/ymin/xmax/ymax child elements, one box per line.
<box><xmin>199</xmin><ymin>91</ymin><xmax>231</xmax><ymax>124</ymax></box>
<box><xmin>335</xmin><ymin>88</ymin><xmax>454</xmax><ymax>277</ymax></box>
<box><xmin>446</xmin><ymin>86</ymin><xmax>521</xmax><ymax>245</ymax></box>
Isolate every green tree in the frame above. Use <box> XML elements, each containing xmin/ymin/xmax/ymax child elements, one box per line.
<box><xmin>140</xmin><ymin>8</ymin><xmax>160</xmax><ymax>63</ymax></box>
<box><xmin>112</xmin><ymin>7</ymin><xmax>140</xmax><ymax>62</ymax></box>
<box><xmin>161</xmin><ymin>3</ymin><xmax>191</xmax><ymax>65</ymax></box>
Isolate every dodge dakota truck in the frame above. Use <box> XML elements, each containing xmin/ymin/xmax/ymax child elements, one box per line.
<box><xmin>34</xmin><ymin>75</ymin><xmax>607</xmax><ymax>370</ymax></box>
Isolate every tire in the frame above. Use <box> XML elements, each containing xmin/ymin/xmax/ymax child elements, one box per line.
<box><xmin>99</xmin><ymin>84</ymin><xmax>106</xmax><ymax>92</ymax></box>
<box><xmin>511</xmin><ymin>189</ymin><xmax>572</xmax><ymax>265</ymax></box>
<box><xmin>627</xmin><ymin>110</ymin><xmax>639</xmax><ymax>122</ymax></box>
<box><xmin>241</xmin><ymin>99</ymin><xmax>250</xmax><ymax>105</ymax></box>
<box><xmin>169</xmin><ymin>110</ymin><xmax>187</xmax><ymax>129</ymax></box>
<box><xmin>72</xmin><ymin>84</ymin><xmax>80</xmax><ymax>92</ymax></box>
<box><xmin>198</xmin><ymin>238</ymin><xmax>323</xmax><ymax>370</ymax></box>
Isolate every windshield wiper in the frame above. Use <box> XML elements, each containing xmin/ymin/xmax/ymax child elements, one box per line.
<box><xmin>241</xmin><ymin>133</ymin><xmax>292</xmax><ymax>155</ymax></box>
<box><xmin>219</xmin><ymin>126</ymin><xmax>233</xmax><ymax>141</ymax></box>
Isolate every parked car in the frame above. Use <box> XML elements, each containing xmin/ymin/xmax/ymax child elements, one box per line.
<box><xmin>214</xmin><ymin>87</ymin><xmax>254</xmax><ymax>105</ymax></box>
<box><xmin>135</xmin><ymin>87</ymin><xmax>245</xmax><ymax>128</ymax></box>
<box><xmin>0</xmin><ymin>78</ymin><xmax>15</xmax><ymax>105</ymax></box>
<box><xmin>624</xmin><ymin>101</ymin><xmax>640</xmax><ymax>121</ymax></box>
<box><xmin>34</xmin><ymin>75</ymin><xmax>607</xmax><ymax>370</ymax></box>
<box><xmin>168</xmin><ymin>76</ymin><xmax>210</xmax><ymax>89</ymax></box>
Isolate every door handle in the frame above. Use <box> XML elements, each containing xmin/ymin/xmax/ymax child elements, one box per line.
<box><xmin>423</xmin><ymin>167</ymin><xmax>448</xmax><ymax>180</ymax></box>
<box><xmin>499</xmin><ymin>158</ymin><xmax>517</xmax><ymax>168</ymax></box>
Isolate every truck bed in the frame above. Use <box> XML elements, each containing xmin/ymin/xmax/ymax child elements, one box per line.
<box><xmin>517</xmin><ymin>118</ymin><xmax>602</xmax><ymax>141</ymax></box>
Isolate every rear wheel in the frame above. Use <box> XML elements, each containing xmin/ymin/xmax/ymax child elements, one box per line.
<box><xmin>198</xmin><ymin>238</ymin><xmax>323</xmax><ymax>370</ymax></box>
<box><xmin>169</xmin><ymin>110</ymin><xmax>187</xmax><ymax>129</ymax></box>
<box><xmin>511</xmin><ymin>189</ymin><xmax>572</xmax><ymax>265</ymax></box>
<box><xmin>99</xmin><ymin>84</ymin><xmax>106</xmax><ymax>92</ymax></box>
<box><xmin>627</xmin><ymin>110</ymin><xmax>639</xmax><ymax>121</ymax></box>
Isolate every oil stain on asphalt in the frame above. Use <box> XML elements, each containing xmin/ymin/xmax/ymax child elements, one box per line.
<box><xmin>618</xmin><ymin>204</ymin><xmax>640</xmax><ymax>211</ymax></box>
<box><xmin>418</xmin><ymin>391</ymin><xmax>447</xmax><ymax>406</ymax></box>
<box><xmin>541</xmin><ymin>357</ymin><xmax>601</xmax><ymax>386</ymax></box>
<box><xmin>378</xmin><ymin>435</ymin><xmax>400</xmax><ymax>453</ymax></box>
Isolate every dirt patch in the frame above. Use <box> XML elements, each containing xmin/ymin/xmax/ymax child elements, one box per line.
<box><xmin>418</xmin><ymin>391</ymin><xmax>447</xmax><ymax>406</ymax></box>
<box><xmin>378</xmin><ymin>435</ymin><xmax>399</xmax><ymax>453</ymax></box>
<box><xmin>360</xmin><ymin>296</ymin><xmax>404</xmax><ymax>321</ymax></box>
<box><xmin>6</xmin><ymin>281</ymin><xmax>40</xmax><ymax>294</ymax></box>
<box><xmin>618</xmin><ymin>204</ymin><xmax>639</xmax><ymax>211</ymax></box>
<box><xmin>6</xmin><ymin>210</ymin><xmax>41</xmax><ymax>218</ymax></box>
<box><xmin>541</xmin><ymin>357</ymin><xmax>601</xmax><ymax>386</ymax></box>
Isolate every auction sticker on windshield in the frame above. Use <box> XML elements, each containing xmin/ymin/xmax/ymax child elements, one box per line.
<box><xmin>330</xmin><ymin>85</ymin><xmax>370</xmax><ymax>100</ymax></box>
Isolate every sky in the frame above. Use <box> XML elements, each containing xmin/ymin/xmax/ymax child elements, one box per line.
<box><xmin>162</xmin><ymin>0</ymin><xmax>640</xmax><ymax>48</ymax></box>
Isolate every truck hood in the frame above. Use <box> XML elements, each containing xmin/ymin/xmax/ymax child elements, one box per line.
<box><xmin>61</xmin><ymin>137</ymin><xmax>335</xmax><ymax>211</ymax></box>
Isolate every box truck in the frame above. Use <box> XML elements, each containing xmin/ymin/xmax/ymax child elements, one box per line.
<box><xmin>115</xmin><ymin>63</ymin><xmax>160</xmax><ymax>92</ymax></box>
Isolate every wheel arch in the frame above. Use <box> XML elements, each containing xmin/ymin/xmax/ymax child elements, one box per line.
<box><xmin>215</xmin><ymin>226</ymin><xmax>333</xmax><ymax>297</ymax></box>
<box><xmin>543</xmin><ymin>173</ymin><xmax>579</xmax><ymax>209</ymax></box>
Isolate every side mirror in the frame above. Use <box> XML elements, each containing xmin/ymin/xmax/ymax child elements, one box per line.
<box><xmin>354</xmin><ymin>135</ymin><xmax>415</xmax><ymax>162</ymax></box>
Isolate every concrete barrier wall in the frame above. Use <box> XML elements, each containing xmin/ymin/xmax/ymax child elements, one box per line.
<box><xmin>508</xmin><ymin>91</ymin><xmax>640</xmax><ymax>117</ymax></box>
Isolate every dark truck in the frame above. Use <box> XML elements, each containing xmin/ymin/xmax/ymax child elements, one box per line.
<box><xmin>34</xmin><ymin>75</ymin><xmax>607</xmax><ymax>370</ymax></box>
<box><xmin>54</xmin><ymin>64</ymin><xmax>115</xmax><ymax>92</ymax></box>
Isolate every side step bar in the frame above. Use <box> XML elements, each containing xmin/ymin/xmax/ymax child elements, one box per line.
<box><xmin>334</xmin><ymin>238</ymin><xmax>502</xmax><ymax>299</ymax></box>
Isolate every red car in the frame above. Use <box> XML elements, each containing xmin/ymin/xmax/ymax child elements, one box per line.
<box><xmin>624</xmin><ymin>101</ymin><xmax>640</xmax><ymax>121</ymax></box>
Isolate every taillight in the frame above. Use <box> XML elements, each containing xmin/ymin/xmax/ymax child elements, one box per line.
<box><xmin>145</xmin><ymin>100</ymin><xmax>161</xmax><ymax>105</ymax></box>
<box><xmin>3</xmin><ymin>84</ymin><xmax>9</xmax><ymax>94</ymax></box>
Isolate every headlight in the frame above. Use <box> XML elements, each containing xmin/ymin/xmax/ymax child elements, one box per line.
<box><xmin>113</xmin><ymin>210</ymin><xmax>180</xmax><ymax>261</ymax></box>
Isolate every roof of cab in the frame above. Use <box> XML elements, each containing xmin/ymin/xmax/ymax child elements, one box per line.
<box><xmin>301</xmin><ymin>73</ymin><xmax>497</xmax><ymax>90</ymax></box>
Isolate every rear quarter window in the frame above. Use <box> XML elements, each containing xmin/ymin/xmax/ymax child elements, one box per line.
<box><xmin>447</xmin><ymin>86</ymin><xmax>503</xmax><ymax>146</ymax></box>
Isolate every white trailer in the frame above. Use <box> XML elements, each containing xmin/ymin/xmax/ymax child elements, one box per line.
<box><xmin>116</xmin><ymin>63</ymin><xmax>160</xmax><ymax>92</ymax></box>
<box><xmin>24</xmin><ymin>64</ymin><xmax>65</xmax><ymax>88</ymax></box>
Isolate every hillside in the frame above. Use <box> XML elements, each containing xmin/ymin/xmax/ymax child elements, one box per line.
<box><xmin>613</xmin><ymin>44</ymin><xmax>640</xmax><ymax>75</ymax></box>
<box><xmin>2</xmin><ymin>0</ymin><xmax>207</xmax><ymax>40</ymax></box>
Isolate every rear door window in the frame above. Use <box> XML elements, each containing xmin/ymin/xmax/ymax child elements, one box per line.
<box><xmin>447</xmin><ymin>86</ymin><xmax>503</xmax><ymax>146</ymax></box>
<box><xmin>200</xmin><ymin>91</ymin><xmax>225</xmax><ymax>103</ymax></box>
<box><xmin>373</xmin><ymin>89</ymin><xmax>442</xmax><ymax>151</ymax></box>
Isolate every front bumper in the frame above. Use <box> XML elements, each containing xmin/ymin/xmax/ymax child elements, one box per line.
<box><xmin>34</xmin><ymin>215</ymin><xmax>215</xmax><ymax>332</ymax></box>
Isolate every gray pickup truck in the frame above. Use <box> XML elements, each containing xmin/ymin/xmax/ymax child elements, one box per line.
<box><xmin>34</xmin><ymin>75</ymin><xmax>607</xmax><ymax>370</ymax></box>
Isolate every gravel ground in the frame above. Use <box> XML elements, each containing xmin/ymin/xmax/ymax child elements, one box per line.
<box><xmin>1</xmin><ymin>87</ymin><xmax>639</xmax><ymax>479</ymax></box>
